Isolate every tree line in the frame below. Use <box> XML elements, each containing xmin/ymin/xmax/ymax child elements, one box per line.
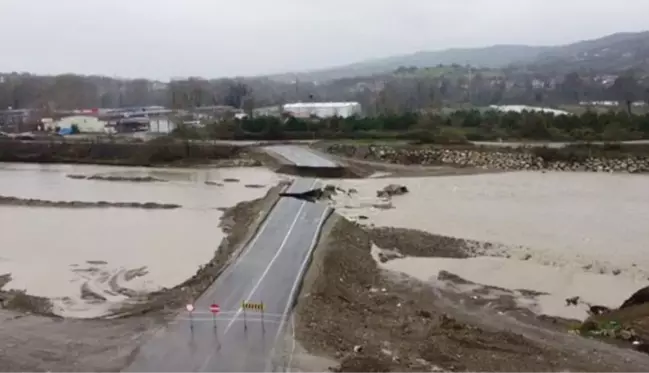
<box><xmin>173</xmin><ymin>109</ymin><xmax>649</xmax><ymax>143</ymax></box>
<box><xmin>1</xmin><ymin>67</ymin><xmax>648</xmax><ymax>114</ymax></box>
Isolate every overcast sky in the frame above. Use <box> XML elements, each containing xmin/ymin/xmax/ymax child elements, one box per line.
<box><xmin>1</xmin><ymin>0</ymin><xmax>648</xmax><ymax>80</ymax></box>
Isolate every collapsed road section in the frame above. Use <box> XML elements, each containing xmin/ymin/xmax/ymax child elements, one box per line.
<box><xmin>263</xmin><ymin>145</ymin><xmax>357</xmax><ymax>178</ymax></box>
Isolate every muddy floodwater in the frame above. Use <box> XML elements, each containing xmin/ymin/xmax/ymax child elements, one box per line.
<box><xmin>0</xmin><ymin>163</ymin><xmax>283</xmax><ymax>318</ymax></box>
<box><xmin>329</xmin><ymin>171</ymin><xmax>649</xmax><ymax>319</ymax></box>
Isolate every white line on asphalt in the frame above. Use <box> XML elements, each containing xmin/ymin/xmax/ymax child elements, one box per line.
<box><xmin>198</xmin><ymin>179</ymin><xmax>317</xmax><ymax>372</ymax></box>
<box><xmin>196</xmin><ymin>197</ymin><xmax>281</xmax><ymax>310</ymax></box>
<box><xmin>207</xmin><ymin>178</ymin><xmax>316</xmax><ymax>310</ymax></box>
<box><xmin>267</xmin><ymin>205</ymin><xmax>332</xmax><ymax>372</ymax></box>
<box><xmin>176</xmin><ymin>317</ymin><xmax>283</xmax><ymax>324</ymax></box>
<box><xmin>179</xmin><ymin>310</ymin><xmax>284</xmax><ymax>317</ymax></box>
<box><xmin>226</xmin><ymin>200</ymin><xmax>308</xmax><ymax>330</ymax></box>
<box><xmin>226</xmin><ymin>178</ymin><xmax>317</xmax><ymax>322</ymax></box>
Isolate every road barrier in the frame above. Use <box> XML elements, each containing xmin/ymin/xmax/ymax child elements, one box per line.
<box><xmin>242</xmin><ymin>302</ymin><xmax>265</xmax><ymax>331</ymax></box>
<box><xmin>242</xmin><ymin>302</ymin><xmax>264</xmax><ymax>311</ymax></box>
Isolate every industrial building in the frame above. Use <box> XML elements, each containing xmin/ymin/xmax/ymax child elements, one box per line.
<box><xmin>102</xmin><ymin>108</ymin><xmax>176</xmax><ymax>133</ymax></box>
<box><xmin>49</xmin><ymin>115</ymin><xmax>107</xmax><ymax>133</ymax></box>
<box><xmin>282</xmin><ymin>102</ymin><xmax>362</xmax><ymax>119</ymax></box>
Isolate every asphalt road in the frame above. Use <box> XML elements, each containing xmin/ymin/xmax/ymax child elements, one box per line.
<box><xmin>264</xmin><ymin>145</ymin><xmax>339</xmax><ymax>168</ymax></box>
<box><xmin>124</xmin><ymin>177</ymin><xmax>331</xmax><ymax>372</ymax></box>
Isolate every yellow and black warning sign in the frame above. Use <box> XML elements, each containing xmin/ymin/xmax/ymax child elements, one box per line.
<box><xmin>242</xmin><ymin>301</ymin><xmax>264</xmax><ymax>311</ymax></box>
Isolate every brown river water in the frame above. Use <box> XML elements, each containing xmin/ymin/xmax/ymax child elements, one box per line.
<box><xmin>0</xmin><ymin>163</ymin><xmax>282</xmax><ymax>318</ymax></box>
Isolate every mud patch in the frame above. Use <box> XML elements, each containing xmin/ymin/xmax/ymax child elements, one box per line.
<box><xmin>86</xmin><ymin>260</ymin><xmax>107</xmax><ymax>265</ymax></box>
<box><xmin>293</xmin><ymin>216</ymin><xmax>649</xmax><ymax>371</ymax></box>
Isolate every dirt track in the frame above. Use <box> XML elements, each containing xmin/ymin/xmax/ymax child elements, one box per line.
<box><xmin>293</xmin><ymin>216</ymin><xmax>649</xmax><ymax>372</ymax></box>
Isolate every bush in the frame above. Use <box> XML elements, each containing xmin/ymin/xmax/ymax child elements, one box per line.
<box><xmin>170</xmin><ymin>110</ymin><xmax>649</xmax><ymax>143</ymax></box>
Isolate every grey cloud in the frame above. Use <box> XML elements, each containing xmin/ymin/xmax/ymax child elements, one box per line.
<box><xmin>1</xmin><ymin>0</ymin><xmax>647</xmax><ymax>80</ymax></box>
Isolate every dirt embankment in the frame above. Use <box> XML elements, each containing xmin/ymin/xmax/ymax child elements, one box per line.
<box><xmin>294</xmin><ymin>217</ymin><xmax>649</xmax><ymax>372</ymax></box>
<box><xmin>0</xmin><ymin>138</ymin><xmax>260</xmax><ymax>167</ymax></box>
<box><xmin>0</xmin><ymin>195</ymin><xmax>181</xmax><ymax>209</ymax></box>
<box><xmin>67</xmin><ymin>174</ymin><xmax>168</xmax><ymax>182</ymax></box>
<box><xmin>0</xmin><ymin>273</ymin><xmax>55</xmax><ymax>317</ymax></box>
<box><xmin>320</xmin><ymin>142</ymin><xmax>649</xmax><ymax>174</ymax></box>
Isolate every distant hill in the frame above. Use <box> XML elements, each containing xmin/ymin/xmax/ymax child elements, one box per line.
<box><xmin>521</xmin><ymin>31</ymin><xmax>649</xmax><ymax>74</ymax></box>
<box><xmin>271</xmin><ymin>45</ymin><xmax>549</xmax><ymax>82</ymax></box>
<box><xmin>272</xmin><ymin>31</ymin><xmax>649</xmax><ymax>82</ymax></box>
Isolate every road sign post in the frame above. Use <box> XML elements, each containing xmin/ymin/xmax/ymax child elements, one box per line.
<box><xmin>243</xmin><ymin>304</ymin><xmax>247</xmax><ymax>330</ymax></box>
<box><xmin>186</xmin><ymin>304</ymin><xmax>195</xmax><ymax>331</ymax></box>
<box><xmin>261</xmin><ymin>301</ymin><xmax>265</xmax><ymax>333</ymax></box>
<box><xmin>209</xmin><ymin>304</ymin><xmax>220</xmax><ymax>329</ymax></box>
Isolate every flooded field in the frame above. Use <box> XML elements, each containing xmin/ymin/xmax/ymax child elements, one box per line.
<box><xmin>327</xmin><ymin>171</ymin><xmax>649</xmax><ymax>319</ymax></box>
<box><xmin>0</xmin><ymin>163</ymin><xmax>284</xmax><ymax>318</ymax></box>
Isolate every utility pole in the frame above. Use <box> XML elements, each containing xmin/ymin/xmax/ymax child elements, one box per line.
<box><xmin>467</xmin><ymin>63</ymin><xmax>473</xmax><ymax>106</ymax></box>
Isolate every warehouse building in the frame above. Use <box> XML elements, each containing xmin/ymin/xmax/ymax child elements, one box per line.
<box><xmin>283</xmin><ymin>102</ymin><xmax>362</xmax><ymax>119</ymax></box>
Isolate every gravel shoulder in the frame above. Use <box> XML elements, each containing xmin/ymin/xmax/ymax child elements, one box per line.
<box><xmin>0</xmin><ymin>182</ymin><xmax>286</xmax><ymax>371</ymax></box>
<box><xmin>293</xmin><ymin>216</ymin><xmax>649</xmax><ymax>372</ymax></box>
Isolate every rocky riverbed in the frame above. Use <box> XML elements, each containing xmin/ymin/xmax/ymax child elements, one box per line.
<box><xmin>324</xmin><ymin>144</ymin><xmax>649</xmax><ymax>173</ymax></box>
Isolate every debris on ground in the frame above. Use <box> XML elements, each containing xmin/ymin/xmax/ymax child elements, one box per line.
<box><xmin>572</xmin><ymin>285</ymin><xmax>649</xmax><ymax>356</ymax></box>
<box><xmin>589</xmin><ymin>305</ymin><xmax>612</xmax><ymax>316</ymax></box>
<box><xmin>279</xmin><ymin>186</ymin><xmax>340</xmax><ymax>202</ymax></box>
<box><xmin>294</xmin><ymin>216</ymin><xmax>649</xmax><ymax>371</ymax></box>
<box><xmin>566</xmin><ymin>296</ymin><xmax>580</xmax><ymax>306</ymax></box>
<box><xmin>376</xmin><ymin>184</ymin><xmax>409</xmax><ymax>198</ymax></box>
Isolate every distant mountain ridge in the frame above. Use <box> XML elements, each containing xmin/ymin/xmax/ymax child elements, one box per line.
<box><xmin>271</xmin><ymin>30</ymin><xmax>649</xmax><ymax>82</ymax></box>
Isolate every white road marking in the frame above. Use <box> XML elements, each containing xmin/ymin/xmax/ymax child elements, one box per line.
<box><xmin>176</xmin><ymin>317</ymin><xmax>283</xmax><ymax>324</ymax></box>
<box><xmin>181</xmin><ymin>310</ymin><xmax>275</xmax><ymax>315</ymax></box>
<box><xmin>267</xmin><ymin>205</ymin><xmax>332</xmax><ymax>372</ymax></box>
<box><xmin>225</xmin><ymin>200</ymin><xmax>308</xmax><ymax>331</ymax></box>
<box><xmin>198</xmin><ymin>179</ymin><xmax>317</xmax><ymax>372</ymax></box>
<box><xmin>223</xmin><ymin>178</ymin><xmax>318</xmax><ymax>332</ymax></box>
<box><xmin>205</xmin><ymin>178</ymin><xmax>316</xmax><ymax>311</ymax></box>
